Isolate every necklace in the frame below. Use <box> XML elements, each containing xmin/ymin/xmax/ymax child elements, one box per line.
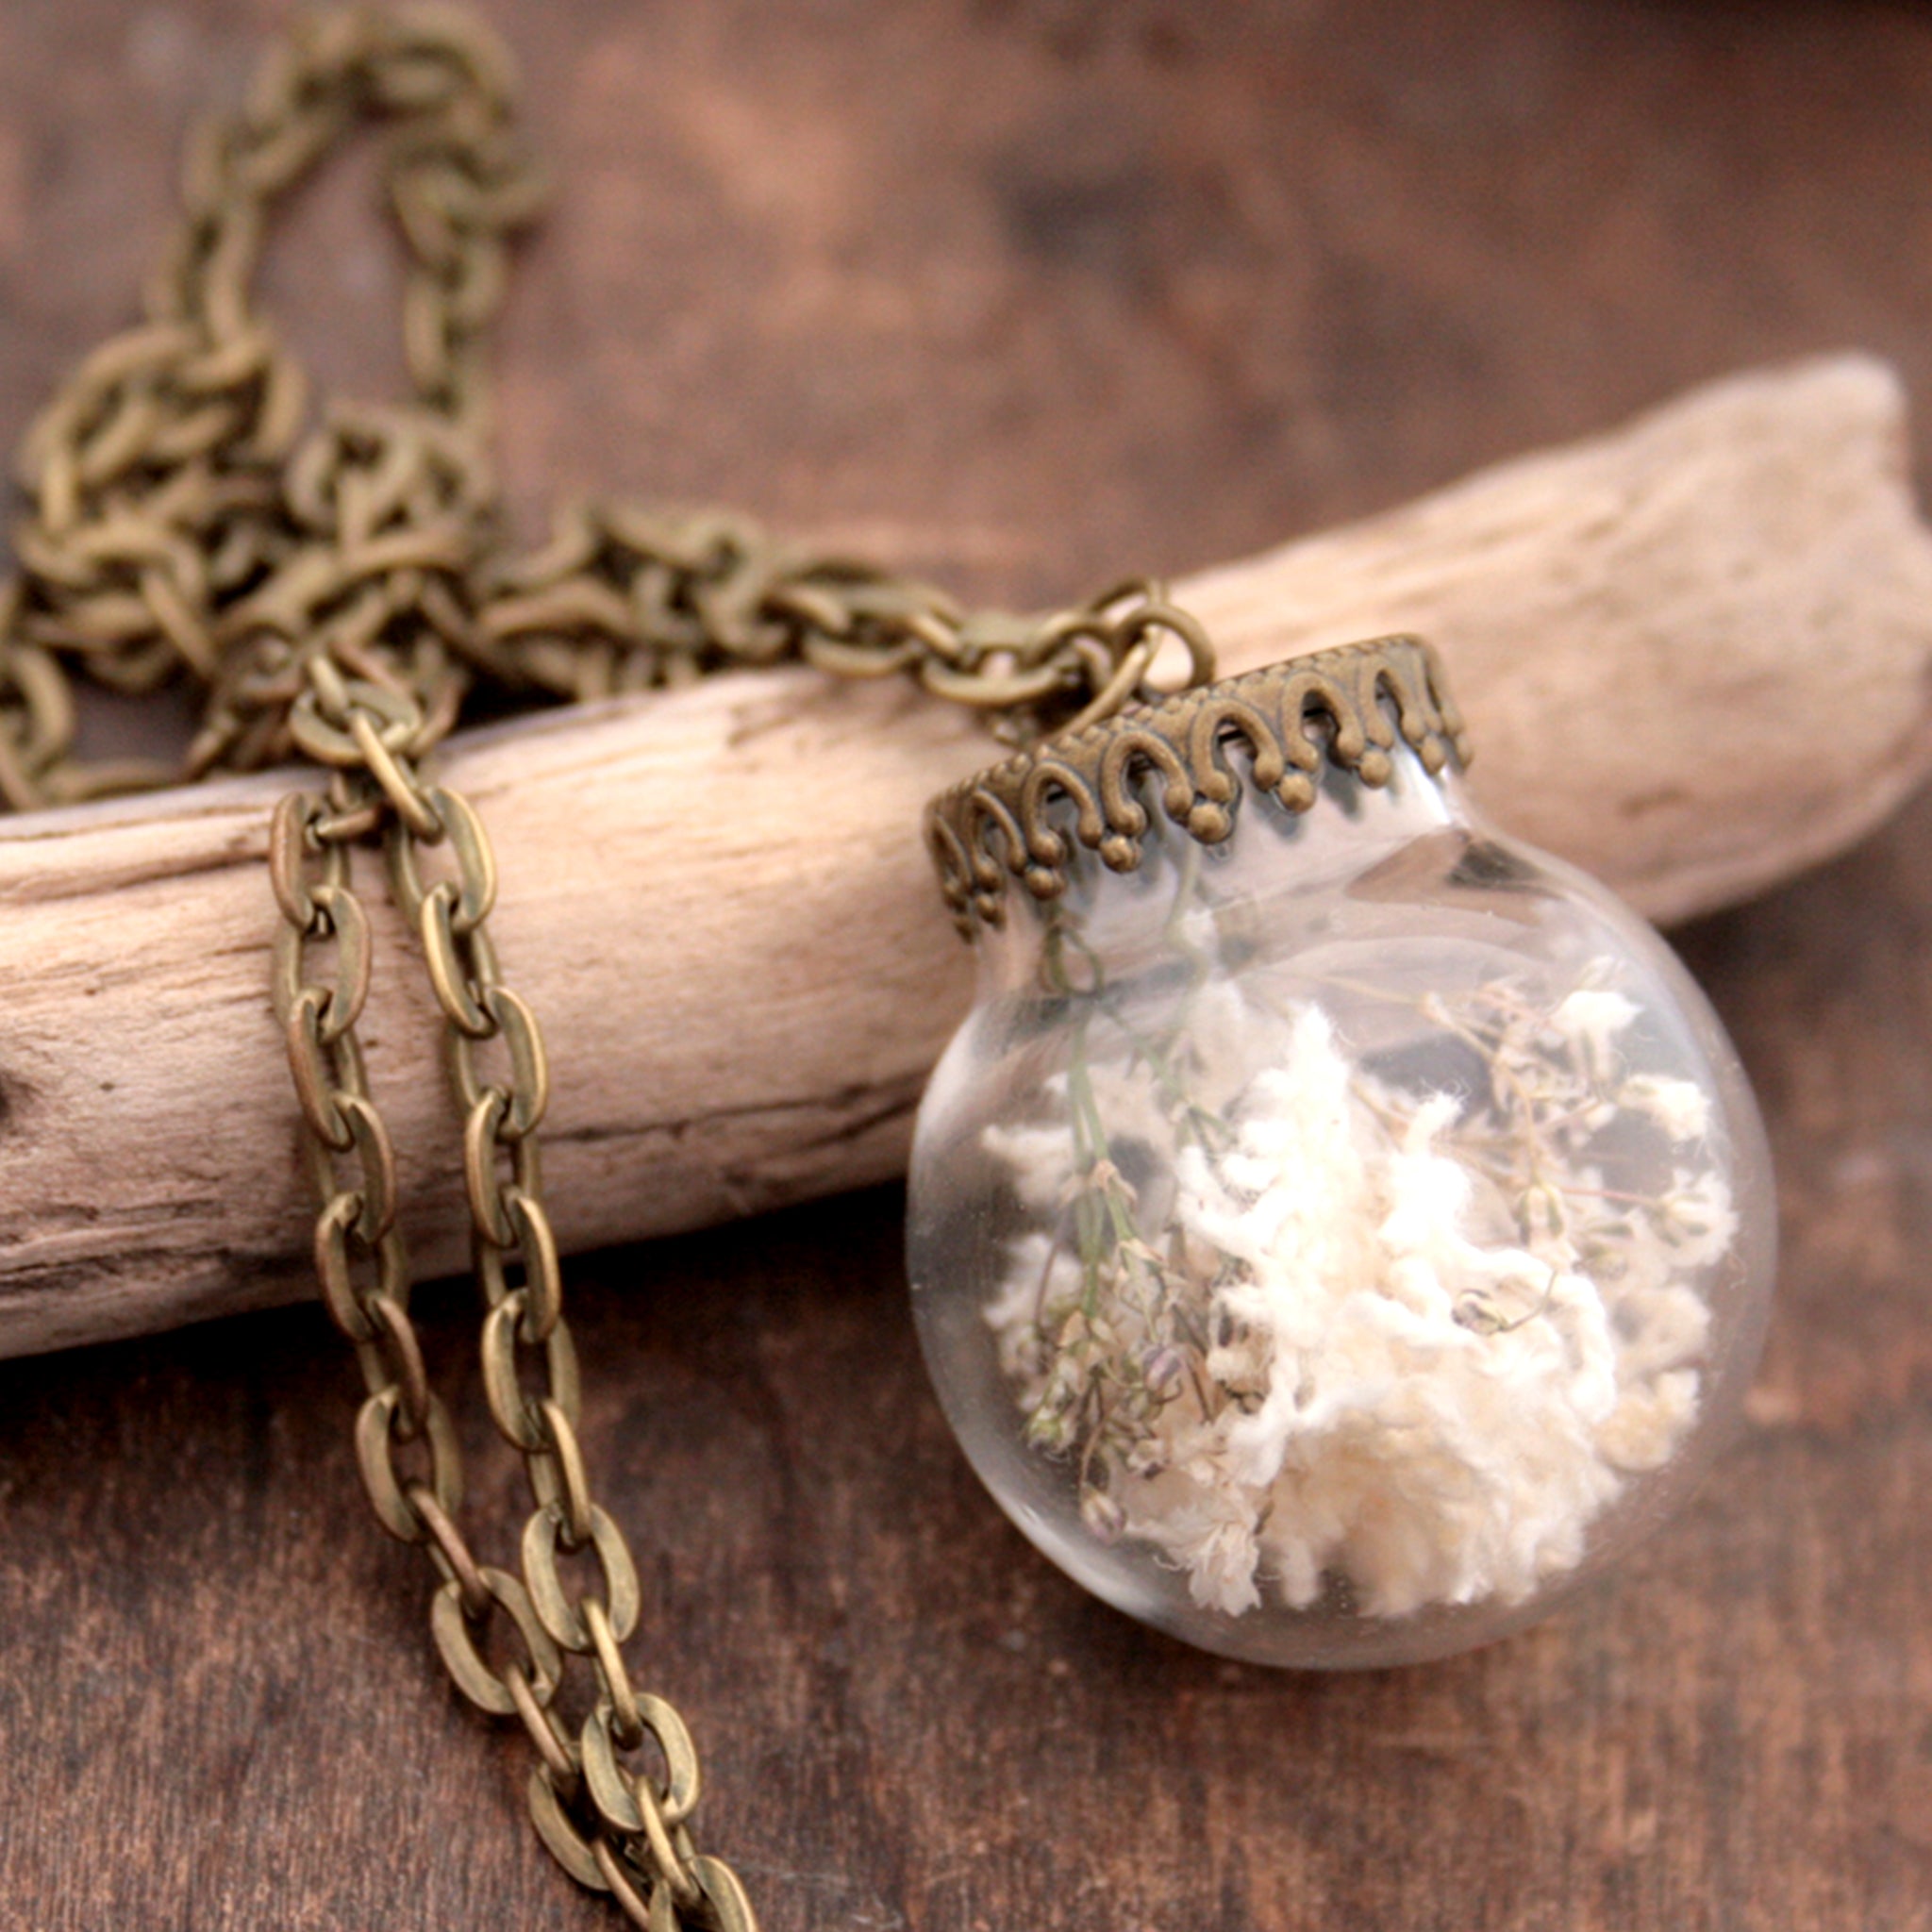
<box><xmin>0</xmin><ymin>8</ymin><xmax>1776</xmax><ymax>1925</ymax></box>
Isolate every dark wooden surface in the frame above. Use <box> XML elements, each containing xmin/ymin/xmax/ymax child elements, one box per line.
<box><xmin>2</xmin><ymin>2</ymin><xmax>1930</xmax><ymax>1927</ymax></box>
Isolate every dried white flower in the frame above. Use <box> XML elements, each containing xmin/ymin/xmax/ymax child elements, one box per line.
<box><xmin>981</xmin><ymin>1234</ymin><xmax>1081</xmax><ymax>1393</ymax></box>
<box><xmin>1124</xmin><ymin>1474</ymin><xmax>1263</xmax><ymax>1617</ymax></box>
<box><xmin>1620</xmin><ymin>1074</ymin><xmax>1711</xmax><ymax>1144</ymax></box>
<box><xmin>1657</xmin><ymin>1168</ymin><xmax>1740</xmax><ymax>1270</ymax></box>
<box><xmin>981</xmin><ymin>1123</ymin><xmax>1075</xmax><ymax>1211</ymax></box>
<box><xmin>1551</xmin><ymin>987</ymin><xmax>1640</xmax><ymax>1083</ymax></box>
<box><xmin>980</xmin><ymin>958</ymin><xmax>1735</xmax><ymax>1624</ymax></box>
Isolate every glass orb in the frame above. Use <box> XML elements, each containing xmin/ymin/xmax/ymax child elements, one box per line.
<box><xmin>908</xmin><ymin>680</ymin><xmax>1774</xmax><ymax>1670</ymax></box>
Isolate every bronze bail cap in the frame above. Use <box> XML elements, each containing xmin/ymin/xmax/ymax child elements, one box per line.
<box><xmin>924</xmin><ymin>635</ymin><xmax>1474</xmax><ymax>938</ymax></box>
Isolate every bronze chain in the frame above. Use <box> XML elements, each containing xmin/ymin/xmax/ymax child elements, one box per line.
<box><xmin>0</xmin><ymin>7</ymin><xmax>1215</xmax><ymax>1926</ymax></box>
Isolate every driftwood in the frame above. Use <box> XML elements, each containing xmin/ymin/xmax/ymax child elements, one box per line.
<box><xmin>2</xmin><ymin>355</ymin><xmax>1928</xmax><ymax>1358</ymax></box>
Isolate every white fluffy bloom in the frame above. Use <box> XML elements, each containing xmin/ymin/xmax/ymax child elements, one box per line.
<box><xmin>982</xmin><ymin>1234</ymin><xmax>1082</xmax><ymax>1393</ymax></box>
<box><xmin>1551</xmin><ymin>988</ymin><xmax>1640</xmax><ymax>1082</ymax></box>
<box><xmin>1158</xmin><ymin>1010</ymin><xmax>1650</xmax><ymax>1616</ymax></box>
<box><xmin>980</xmin><ymin>968</ymin><xmax>1733</xmax><ymax>1624</ymax></box>
<box><xmin>1123</xmin><ymin>1471</ymin><xmax>1263</xmax><ymax>1617</ymax></box>
<box><xmin>1658</xmin><ymin>1167</ymin><xmax>1740</xmax><ymax>1270</ymax></box>
<box><xmin>1620</xmin><ymin>1074</ymin><xmax>1711</xmax><ymax>1144</ymax></box>
<box><xmin>980</xmin><ymin>1123</ymin><xmax>1075</xmax><ymax>1210</ymax></box>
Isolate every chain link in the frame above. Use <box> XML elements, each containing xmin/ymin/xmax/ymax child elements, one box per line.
<box><xmin>273</xmin><ymin>691</ymin><xmax>756</xmax><ymax>1924</ymax></box>
<box><xmin>0</xmin><ymin>6</ymin><xmax>1219</xmax><ymax>1926</ymax></box>
<box><xmin>0</xmin><ymin>1</ymin><xmax>1209</xmax><ymax>808</ymax></box>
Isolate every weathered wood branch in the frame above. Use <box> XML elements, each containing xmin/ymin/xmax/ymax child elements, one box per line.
<box><xmin>3</xmin><ymin>355</ymin><xmax>1928</xmax><ymax>1358</ymax></box>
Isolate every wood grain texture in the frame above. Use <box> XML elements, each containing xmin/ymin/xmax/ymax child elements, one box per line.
<box><xmin>4</xmin><ymin>356</ymin><xmax>1927</xmax><ymax>1359</ymax></box>
<box><xmin>0</xmin><ymin>3</ymin><xmax>1929</xmax><ymax>1930</ymax></box>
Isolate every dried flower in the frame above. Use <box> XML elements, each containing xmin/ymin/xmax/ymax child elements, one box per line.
<box><xmin>981</xmin><ymin>954</ymin><xmax>1735</xmax><ymax>1624</ymax></box>
<box><xmin>1620</xmin><ymin>1074</ymin><xmax>1711</xmax><ymax>1144</ymax></box>
<box><xmin>1551</xmin><ymin>987</ymin><xmax>1640</xmax><ymax>1084</ymax></box>
<box><xmin>1124</xmin><ymin>1478</ymin><xmax>1263</xmax><ymax>1617</ymax></box>
<box><xmin>1080</xmin><ymin>1487</ymin><xmax>1127</xmax><ymax>1545</ymax></box>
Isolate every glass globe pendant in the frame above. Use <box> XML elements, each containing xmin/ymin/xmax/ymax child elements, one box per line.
<box><xmin>909</xmin><ymin>638</ymin><xmax>1775</xmax><ymax>1669</ymax></box>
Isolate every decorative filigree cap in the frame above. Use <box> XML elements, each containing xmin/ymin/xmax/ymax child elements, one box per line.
<box><xmin>925</xmin><ymin>635</ymin><xmax>1473</xmax><ymax>936</ymax></box>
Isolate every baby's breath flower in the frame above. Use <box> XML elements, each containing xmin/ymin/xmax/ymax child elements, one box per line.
<box><xmin>980</xmin><ymin>1121</ymin><xmax>1074</xmax><ymax>1210</ymax></box>
<box><xmin>1125</xmin><ymin>1481</ymin><xmax>1263</xmax><ymax>1617</ymax></box>
<box><xmin>1620</xmin><ymin>1073</ymin><xmax>1712</xmax><ymax>1144</ymax></box>
<box><xmin>1657</xmin><ymin>1168</ymin><xmax>1740</xmax><ymax>1268</ymax></box>
<box><xmin>980</xmin><ymin>956</ymin><xmax>1735</xmax><ymax>1624</ymax></box>
<box><xmin>1551</xmin><ymin>987</ymin><xmax>1641</xmax><ymax>1083</ymax></box>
